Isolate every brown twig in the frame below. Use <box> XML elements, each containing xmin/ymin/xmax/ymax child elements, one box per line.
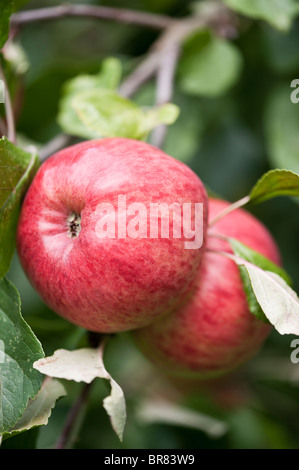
<box><xmin>11</xmin><ymin>3</ymin><xmax>236</xmax><ymax>158</ymax></box>
<box><xmin>119</xmin><ymin>5</ymin><xmax>235</xmax><ymax>150</ymax></box>
<box><xmin>54</xmin><ymin>332</ymin><xmax>104</xmax><ymax>449</ymax></box>
<box><xmin>119</xmin><ymin>18</ymin><xmax>205</xmax><ymax>99</ymax></box>
<box><xmin>119</xmin><ymin>2</ymin><xmax>236</xmax><ymax>99</ymax></box>
<box><xmin>150</xmin><ymin>43</ymin><xmax>181</xmax><ymax>148</ymax></box>
<box><xmin>10</xmin><ymin>4</ymin><xmax>176</xmax><ymax>30</ymax></box>
<box><xmin>55</xmin><ymin>381</ymin><xmax>92</xmax><ymax>449</ymax></box>
<box><xmin>0</xmin><ymin>118</ymin><xmax>7</xmax><ymax>137</ymax></box>
<box><xmin>7</xmin><ymin>1</ymin><xmax>240</xmax><ymax>448</ymax></box>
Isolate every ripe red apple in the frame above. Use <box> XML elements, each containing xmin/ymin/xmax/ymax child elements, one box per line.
<box><xmin>133</xmin><ymin>198</ymin><xmax>282</xmax><ymax>378</ymax></box>
<box><xmin>16</xmin><ymin>138</ymin><xmax>208</xmax><ymax>333</ymax></box>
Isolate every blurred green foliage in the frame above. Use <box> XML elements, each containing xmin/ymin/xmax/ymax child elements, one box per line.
<box><xmin>4</xmin><ymin>0</ymin><xmax>299</xmax><ymax>449</ymax></box>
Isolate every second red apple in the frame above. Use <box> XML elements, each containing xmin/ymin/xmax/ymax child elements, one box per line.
<box><xmin>133</xmin><ymin>198</ymin><xmax>281</xmax><ymax>378</ymax></box>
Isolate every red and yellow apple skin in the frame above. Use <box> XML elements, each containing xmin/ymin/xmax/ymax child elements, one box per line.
<box><xmin>133</xmin><ymin>198</ymin><xmax>282</xmax><ymax>379</ymax></box>
<box><xmin>16</xmin><ymin>138</ymin><xmax>208</xmax><ymax>333</ymax></box>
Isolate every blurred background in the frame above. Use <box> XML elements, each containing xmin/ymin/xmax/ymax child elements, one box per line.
<box><xmin>4</xmin><ymin>0</ymin><xmax>299</xmax><ymax>449</ymax></box>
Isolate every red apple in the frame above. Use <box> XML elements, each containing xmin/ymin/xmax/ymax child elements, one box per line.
<box><xmin>133</xmin><ymin>198</ymin><xmax>282</xmax><ymax>378</ymax></box>
<box><xmin>17</xmin><ymin>138</ymin><xmax>208</xmax><ymax>333</ymax></box>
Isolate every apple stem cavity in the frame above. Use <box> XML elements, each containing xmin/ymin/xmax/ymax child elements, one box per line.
<box><xmin>67</xmin><ymin>212</ymin><xmax>82</xmax><ymax>238</ymax></box>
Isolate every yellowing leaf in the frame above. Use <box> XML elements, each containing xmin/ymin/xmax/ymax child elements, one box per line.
<box><xmin>3</xmin><ymin>379</ymin><xmax>66</xmax><ymax>440</ymax></box>
<box><xmin>34</xmin><ymin>347</ymin><xmax>126</xmax><ymax>441</ymax></box>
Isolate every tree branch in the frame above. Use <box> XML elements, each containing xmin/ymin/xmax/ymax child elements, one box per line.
<box><xmin>10</xmin><ymin>4</ymin><xmax>176</xmax><ymax>30</ymax></box>
<box><xmin>119</xmin><ymin>13</ymin><xmax>224</xmax><ymax>146</ymax></box>
<box><xmin>0</xmin><ymin>118</ymin><xmax>7</xmax><ymax>137</ymax></box>
<box><xmin>150</xmin><ymin>43</ymin><xmax>181</xmax><ymax>148</ymax></box>
<box><xmin>119</xmin><ymin>4</ymin><xmax>235</xmax><ymax>100</ymax></box>
<box><xmin>54</xmin><ymin>332</ymin><xmax>104</xmax><ymax>449</ymax></box>
<box><xmin>119</xmin><ymin>17</ymin><xmax>204</xmax><ymax>99</ymax></box>
<box><xmin>12</xmin><ymin>2</ymin><xmax>237</xmax><ymax>158</ymax></box>
<box><xmin>55</xmin><ymin>381</ymin><xmax>92</xmax><ymax>449</ymax></box>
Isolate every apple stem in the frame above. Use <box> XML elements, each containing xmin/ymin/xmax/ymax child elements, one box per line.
<box><xmin>206</xmin><ymin>248</ymin><xmax>248</xmax><ymax>267</ymax></box>
<box><xmin>67</xmin><ymin>213</ymin><xmax>82</xmax><ymax>238</ymax></box>
<box><xmin>208</xmin><ymin>232</ymin><xmax>231</xmax><ymax>242</ymax></box>
<box><xmin>208</xmin><ymin>196</ymin><xmax>250</xmax><ymax>228</ymax></box>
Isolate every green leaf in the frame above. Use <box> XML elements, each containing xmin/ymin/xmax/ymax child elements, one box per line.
<box><xmin>178</xmin><ymin>31</ymin><xmax>242</xmax><ymax>97</ymax></box>
<box><xmin>226</xmin><ymin>253</ymin><xmax>299</xmax><ymax>335</ymax></box>
<box><xmin>0</xmin><ymin>278</ymin><xmax>44</xmax><ymax>435</ymax></box>
<box><xmin>58</xmin><ymin>57</ymin><xmax>179</xmax><ymax>140</ymax></box>
<box><xmin>228</xmin><ymin>237</ymin><xmax>292</xmax><ymax>322</ymax></box>
<box><xmin>238</xmin><ymin>265</ymin><xmax>267</xmax><ymax>321</ymax></box>
<box><xmin>0</xmin><ymin>137</ymin><xmax>39</xmax><ymax>278</ymax></box>
<box><xmin>62</xmin><ymin>57</ymin><xmax>122</xmax><ymax>95</ymax></box>
<box><xmin>229</xmin><ymin>237</ymin><xmax>292</xmax><ymax>285</ymax></box>
<box><xmin>141</xmin><ymin>104</ymin><xmax>180</xmax><ymax>136</ymax></box>
<box><xmin>2</xmin><ymin>378</ymin><xmax>66</xmax><ymax>441</ymax></box>
<box><xmin>0</xmin><ymin>0</ymin><xmax>13</xmax><ymax>49</ymax></box>
<box><xmin>249</xmin><ymin>169</ymin><xmax>299</xmax><ymax>204</ymax></box>
<box><xmin>72</xmin><ymin>89</ymin><xmax>142</xmax><ymax>139</ymax></box>
<box><xmin>95</xmin><ymin>57</ymin><xmax>122</xmax><ymax>90</ymax></box>
<box><xmin>209</xmin><ymin>169</ymin><xmax>299</xmax><ymax>226</ymax></box>
<box><xmin>223</xmin><ymin>0</ymin><xmax>299</xmax><ymax>32</ymax></box>
<box><xmin>33</xmin><ymin>346</ymin><xmax>127</xmax><ymax>442</ymax></box>
<box><xmin>72</xmin><ymin>89</ymin><xmax>179</xmax><ymax>140</ymax></box>
<box><xmin>265</xmin><ymin>85</ymin><xmax>299</xmax><ymax>174</ymax></box>
<box><xmin>243</xmin><ymin>266</ymin><xmax>299</xmax><ymax>335</ymax></box>
<box><xmin>103</xmin><ymin>378</ymin><xmax>127</xmax><ymax>441</ymax></box>
<box><xmin>57</xmin><ymin>58</ymin><xmax>122</xmax><ymax>139</ymax></box>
